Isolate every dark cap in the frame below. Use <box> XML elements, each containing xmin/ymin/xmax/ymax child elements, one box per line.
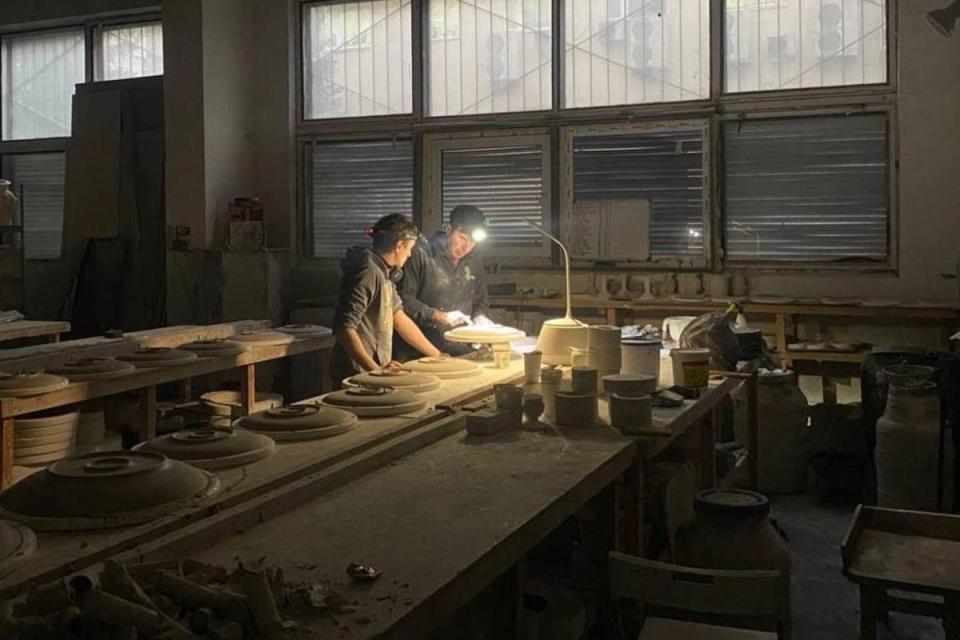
<box><xmin>448</xmin><ymin>205</ymin><xmax>488</xmax><ymax>232</ymax></box>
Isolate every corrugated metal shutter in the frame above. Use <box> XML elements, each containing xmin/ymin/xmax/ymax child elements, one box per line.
<box><xmin>3</xmin><ymin>152</ymin><xmax>66</xmax><ymax>260</ymax></box>
<box><xmin>311</xmin><ymin>139</ymin><xmax>414</xmax><ymax>258</ymax></box>
<box><xmin>572</xmin><ymin>129</ymin><xmax>706</xmax><ymax>256</ymax></box>
<box><xmin>723</xmin><ymin>114</ymin><xmax>888</xmax><ymax>262</ymax></box>
<box><xmin>441</xmin><ymin>145</ymin><xmax>545</xmax><ymax>249</ymax></box>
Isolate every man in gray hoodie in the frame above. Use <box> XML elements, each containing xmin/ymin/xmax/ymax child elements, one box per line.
<box><xmin>332</xmin><ymin>214</ymin><xmax>440</xmax><ymax>384</ymax></box>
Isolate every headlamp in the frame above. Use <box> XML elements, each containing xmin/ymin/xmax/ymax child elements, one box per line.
<box><xmin>471</xmin><ymin>227</ymin><xmax>488</xmax><ymax>243</ymax></box>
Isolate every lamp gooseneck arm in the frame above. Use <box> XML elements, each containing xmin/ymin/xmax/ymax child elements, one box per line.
<box><xmin>524</xmin><ymin>221</ymin><xmax>573</xmax><ymax>321</ymax></box>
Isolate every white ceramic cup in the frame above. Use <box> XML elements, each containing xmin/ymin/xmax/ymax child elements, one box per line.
<box><xmin>524</xmin><ymin>351</ymin><xmax>543</xmax><ymax>383</ymax></box>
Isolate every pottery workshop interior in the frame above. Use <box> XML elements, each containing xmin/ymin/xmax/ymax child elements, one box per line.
<box><xmin>1</xmin><ymin>0</ymin><xmax>960</xmax><ymax>639</ymax></box>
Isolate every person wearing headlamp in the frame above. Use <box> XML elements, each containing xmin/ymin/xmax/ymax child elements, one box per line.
<box><xmin>394</xmin><ymin>204</ymin><xmax>493</xmax><ymax>360</ymax></box>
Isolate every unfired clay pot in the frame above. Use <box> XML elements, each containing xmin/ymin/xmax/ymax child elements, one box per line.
<box><xmin>134</xmin><ymin>427</ymin><xmax>275</xmax><ymax>470</ymax></box>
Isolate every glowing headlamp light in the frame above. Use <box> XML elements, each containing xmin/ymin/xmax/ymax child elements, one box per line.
<box><xmin>471</xmin><ymin>227</ymin><xmax>488</xmax><ymax>243</ymax></box>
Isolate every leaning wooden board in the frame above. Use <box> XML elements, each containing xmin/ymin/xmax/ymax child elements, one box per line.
<box><xmin>0</xmin><ymin>358</ymin><xmax>525</xmax><ymax>600</ymax></box>
<box><xmin>116</xmin><ymin>417</ymin><xmax>637</xmax><ymax>639</ymax></box>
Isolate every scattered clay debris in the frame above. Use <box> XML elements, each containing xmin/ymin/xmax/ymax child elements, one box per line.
<box><xmin>345</xmin><ymin>564</ymin><xmax>382</xmax><ymax>584</ymax></box>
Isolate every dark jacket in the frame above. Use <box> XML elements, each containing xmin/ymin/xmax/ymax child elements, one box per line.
<box><xmin>394</xmin><ymin>232</ymin><xmax>489</xmax><ymax>360</ymax></box>
<box><xmin>332</xmin><ymin>247</ymin><xmax>402</xmax><ymax>382</ymax></box>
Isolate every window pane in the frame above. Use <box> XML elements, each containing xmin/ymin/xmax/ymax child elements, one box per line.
<box><xmin>429</xmin><ymin>0</ymin><xmax>552</xmax><ymax>116</ymax></box>
<box><xmin>566</xmin><ymin>0</ymin><xmax>710</xmax><ymax>108</ymax></box>
<box><xmin>96</xmin><ymin>22</ymin><xmax>164</xmax><ymax>81</ymax></box>
<box><xmin>725</xmin><ymin>0</ymin><xmax>887</xmax><ymax>93</ymax></box>
<box><xmin>311</xmin><ymin>140</ymin><xmax>414</xmax><ymax>257</ymax></box>
<box><xmin>2</xmin><ymin>153</ymin><xmax>66</xmax><ymax>260</ymax></box>
<box><xmin>1</xmin><ymin>30</ymin><xmax>86</xmax><ymax>140</ymax></box>
<box><xmin>572</xmin><ymin>128</ymin><xmax>706</xmax><ymax>257</ymax></box>
<box><xmin>723</xmin><ymin>114</ymin><xmax>888</xmax><ymax>262</ymax></box>
<box><xmin>303</xmin><ymin>0</ymin><xmax>413</xmax><ymax>119</ymax></box>
<box><xmin>442</xmin><ymin>145</ymin><xmax>545</xmax><ymax>249</ymax></box>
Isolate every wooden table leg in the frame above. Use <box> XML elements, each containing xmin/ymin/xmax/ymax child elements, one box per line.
<box><xmin>700</xmin><ymin>413</ymin><xmax>716</xmax><ymax>489</ymax></box>
<box><xmin>859</xmin><ymin>587</ymin><xmax>881</xmax><ymax>640</ymax></box>
<box><xmin>616</xmin><ymin>446</ymin><xmax>643</xmax><ymax>556</ymax></box>
<box><xmin>606</xmin><ymin>307</ymin><xmax>617</xmax><ymax>325</ymax></box>
<box><xmin>139</xmin><ymin>386</ymin><xmax>157</xmax><ymax>442</ymax></box>
<box><xmin>776</xmin><ymin>313</ymin><xmax>789</xmax><ymax>367</ymax></box>
<box><xmin>747</xmin><ymin>371</ymin><xmax>759</xmax><ymax>491</ymax></box>
<box><xmin>240</xmin><ymin>364</ymin><xmax>256</xmax><ymax>416</ymax></box>
<box><xmin>180</xmin><ymin>378</ymin><xmax>193</xmax><ymax>404</ymax></box>
<box><xmin>0</xmin><ymin>417</ymin><xmax>14</xmax><ymax>489</ymax></box>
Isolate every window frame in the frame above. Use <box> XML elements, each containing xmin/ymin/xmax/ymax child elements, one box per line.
<box><xmin>294</xmin><ymin>0</ymin><xmax>901</xmax><ymax>273</ymax></box>
<box><xmin>422</xmin><ymin>128</ymin><xmax>553</xmax><ymax>260</ymax></box>
<box><xmin>92</xmin><ymin>17</ymin><xmax>165</xmax><ymax>82</ymax></box>
<box><xmin>560</xmin><ymin>119</ymin><xmax>713</xmax><ymax>270</ymax></box>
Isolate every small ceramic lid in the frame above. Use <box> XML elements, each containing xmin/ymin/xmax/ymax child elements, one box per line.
<box><xmin>134</xmin><ymin>427</ymin><xmax>275</xmax><ymax>470</ymax></box>
<box><xmin>602</xmin><ymin>374</ymin><xmax>657</xmax><ymax>395</ymax></box>
<box><xmin>117</xmin><ymin>348</ymin><xmax>199</xmax><ymax>368</ymax></box>
<box><xmin>180</xmin><ymin>340</ymin><xmax>248</xmax><ymax>357</ymax></box>
<box><xmin>231</xmin><ymin>331</ymin><xmax>295</xmax><ymax>346</ymax></box>
<box><xmin>236</xmin><ymin>404</ymin><xmax>357</xmax><ymax>441</ymax></box>
<box><xmin>321</xmin><ymin>387</ymin><xmax>426</xmax><ymax>417</ymax></box>
<box><xmin>0</xmin><ymin>372</ymin><xmax>70</xmax><ymax>397</ymax></box>
<box><xmin>47</xmin><ymin>357</ymin><xmax>136</xmax><ymax>381</ymax></box>
<box><xmin>443</xmin><ymin>325</ymin><xmax>525</xmax><ymax>344</ymax></box>
<box><xmin>758</xmin><ymin>369</ymin><xmax>797</xmax><ymax>385</ymax></box>
<box><xmin>402</xmin><ymin>357</ymin><xmax>482</xmax><ymax>379</ymax></box>
<box><xmin>0</xmin><ymin>520</ymin><xmax>36</xmax><ymax>578</ymax></box>
<box><xmin>275</xmin><ymin>324</ymin><xmax>332</xmax><ymax>338</ymax></box>
<box><xmin>0</xmin><ymin>451</ymin><xmax>220</xmax><ymax>531</ymax></box>
<box><xmin>694</xmin><ymin>489</ymin><xmax>770</xmax><ymax>517</ymax></box>
<box><xmin>344</xmin><ymin>370</ymin><xmax>442</xmax><ymax>394</ymax></box>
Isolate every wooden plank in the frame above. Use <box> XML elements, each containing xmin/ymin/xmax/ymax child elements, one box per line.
<box><xmin>0</xmin><ymin>417</ymin><xmax>12</xmax><ymax>488</ymax></box>
<box><xmin>239</xmin><ymin>364</ymin><xmax>256</xmax><ymax>416</ymax></box>
<box><xmin>0</xmin><ymin>320</ymin><xmax>71</xmax><ymax>343</ymax></box>
<box><xmin>139</xmin><ymin>386</ymin><xmax>157</xmax><ymax>441</ymax></box>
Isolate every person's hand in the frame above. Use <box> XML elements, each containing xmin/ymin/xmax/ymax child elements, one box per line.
<box><xmin>433</xmin><ymin>310</ymin><xmax>472</xmax><ymax>327</ymax></box>
<box><xmin>472</xmin><ymin>315</ymin><xmax>494</xmax><ymax>327</ymax></box>
<box><xmin>384</xmin><ymin>360</ymin><xmax>404</xmax><ymax>370</ymax></box>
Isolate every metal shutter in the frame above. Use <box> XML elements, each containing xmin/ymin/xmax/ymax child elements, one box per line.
<box><xmin>723</xmin><ymin>114</ymin><xmax>888</xmax><ymax>262</ymax></box>
<box><xmin>311</xmin><ymin>139</ymin><xmax>414</xmax><ymax>258</ymax></box>
<box><xmin>3</xmin><ymin>152</ymin><xmax>66</xmax><ymax>260</ymax></box>
<box><xmin>572</xmin><ymin>129</ymin><xmax>707</xmax><ymax>256</ymax></box>
<box><xmin>441</xmin><ymin>145</ymin><xmax>545</xmax><ymax>249</ymax></box>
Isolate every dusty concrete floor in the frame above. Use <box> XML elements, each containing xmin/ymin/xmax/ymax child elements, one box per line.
<box><xmin>771</xmin><ymin>494</ymin><xmax>944</xmax><ymax>640</ymax></box>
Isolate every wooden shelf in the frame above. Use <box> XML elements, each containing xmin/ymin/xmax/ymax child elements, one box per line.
<box><xmin>783</xmin><ymin>350</ymin><xmax>868</xmax><ymax>363</ymax></box>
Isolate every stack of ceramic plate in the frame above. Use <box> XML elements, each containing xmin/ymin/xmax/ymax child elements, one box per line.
<box><xmin>343</xmin><ymin>369</ymin><xmax>442</xmax><ymax>394</ymax></box>
<box><xmin>200</xmin><ymin>390</ymin><xmax>284</xmax><ymax>418</ymax></box>
<box><xmin>14</xmin><ymin>411</ymin><xmax>80</xmax><ymax>467</ymax></box>
<box><xmin>117</xmin><ymin>348</ymin><xmax>198</xmax><ymax>368</ymax></box>
<box><xmin>587</xmin><ymin>325</ymin><xmax>622</xmax><ymax>379</ymax></box>
<box><xmin>402</xmin><ymin>357</ymin><xmax>482</xmax><ymax>379</ymax></box>
<box><xmin>236</xmin><ymin>404</ymin><xmax>357</xmax><ymax>441</ymax></box>
<box><xmin>0</xmin><ymin>451</ymin><xmax>220</xmax><ymax>531</ymax></box>
<box><xmin>134</xmin><ymin>427</ymin><xmax>275</xmax><ymax>470</ymax></box>
<box><xmin>47</xmin><ymin>358</ymin><xmax>135</xmax><ymax>381</ymax></box>
<box><xmin>180</xmin><ymin>340</ymin><xmax>248</xmax><ymax>357</ymax></box>
<box><xmin>0</xmin><ymin>372</ymin><xmax>69</xmax><ymax>398</ymax></box>
<box><xmin>320</xmin><ymin>387</ymin><xmax>426</xmax><ymax>417</ymax></box>
<box><xmin>275</xmin><ymin>324</ymin><xmax>332</xmax><ymax>338</ymax></box>
<box><xmin>231</xmin><ymin>331</ymin><xmax>295</xmax><ymax>347</ymax></box>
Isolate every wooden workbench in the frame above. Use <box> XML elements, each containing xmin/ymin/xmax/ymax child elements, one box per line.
<box><xmin>0</xmin><ymin>320</ymin><xmax>70</xmax><ymax>344</ymax></box>
<box><xmin>0</xmin><ymin>332</ymin><xmax>334</xmax><ymax>488</ymax></box>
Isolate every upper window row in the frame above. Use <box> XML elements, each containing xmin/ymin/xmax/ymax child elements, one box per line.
<box><xmin>302</xmin><ymin>0</ymin><xmax>888</xmax><ymax>119</ymax></box>
<box><xmin>1</xmin><ymin>21</ymin><xmax>163</xmax><ymax>140</ymax></box>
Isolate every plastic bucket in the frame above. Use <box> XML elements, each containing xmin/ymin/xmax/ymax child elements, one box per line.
<box><xmin>622</xmin><ymin>340</ymin><xmax>661</xmax><ymax>378</ymax></box>
<box><xmin>671</xmin><ymin>348</ymin><xmax>710</xmax><ymax>388</ymax></box>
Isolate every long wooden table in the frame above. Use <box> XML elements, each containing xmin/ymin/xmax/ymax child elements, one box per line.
<box><xmin>0</xmin><ymin>320</ymin><xmax>70</xmax><ymax>345</ymax></box>
<box><xmin>0</xmin><ymin>332</ymin><xmax>334</xmax><ymax>488</ymax></box>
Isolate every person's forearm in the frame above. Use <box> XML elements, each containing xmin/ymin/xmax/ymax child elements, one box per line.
<box><xmin>338</xmin><ymin>328</ymin><xmax>379</xmax><ymax>371</ymax></box>
<box><xmin>394</xmin><ymin>311</ymin><xmax>441</xmax><ymax>357</ymax></box>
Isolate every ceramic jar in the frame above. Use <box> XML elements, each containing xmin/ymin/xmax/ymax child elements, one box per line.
<box><xmin>876</xmin><ymin>381</ymin><xmax>941</xmax><ymax>511</ymax></box>
<box><xmin>0</xmin><ymin>180</ymin><xmax>17</xmax><ymax>226</ymax></box>
<box><xmin>734</xmin><ymin>370</ymin><xmax>810</xmax><ymax>493</ymax></box>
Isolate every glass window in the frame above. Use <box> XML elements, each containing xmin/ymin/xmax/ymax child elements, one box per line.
<box><xmin>1</xmin><ymin>29</ymin><xmax>86</xmax><ymax>140</ymax></box>
<box><xmin>724</xmin><ymin>0</ymin><xmax>887</xmax><ymax>93</ymax></box>
<box><xmin>303</xmin><ymin>0</ymin><xmax>413</xmax><ymax>119</ymax></box>
<box><xmin>310</xmin><ymin>139</ymin><xmax>414</xmax><ymax>258</ymax></box>
<box><xmin>723</xmin><ymin>114</ymin><xmax>889</xmax><ymax>263</ymax></box>
<box><xmin>571</xmin><ymin>126</ymin><xmax>707</xmax><ymax>257</ymax></box>
<box><xmin>429</xmin><ymin>0</ymin><xmax>552</xmax><ymax>116</ymax></box>
<box><xmin>566</xmin><ymin>0</ymin><xmax>711</xmax><ymax>108</ymax></box>
<box><xmin>95</xmin><ymin>22</ymin><xmax>164</xmax><ymax>81</ymax></box>
<box><xmin>2</xmin><ymin>153</ymin><xmax>67</xmax><ymax>260</ymax></box>
<box><xmin>441</xmin><ymin>143</ymin><xmax>548</xmax><ymax>253</ymax></box>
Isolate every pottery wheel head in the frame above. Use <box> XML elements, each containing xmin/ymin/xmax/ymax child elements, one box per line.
<box><xmin>369</xmin><ymin>370</ymin><xmax>407</xmax><ymax>379</ymax></box>
<box><xmin>346</xmin><ymin>386</ymin><xmax>390</xmax><ymax>397</ymax></box>
<box><xmin>171</xmin><ymin>428</ymin><xmax>232</xmax><ymax>444</ymax></box>
<box><xmin>49</xmin><ymin>451</ymin><xmax>167</xmax><ymax>478</ymax></box>
<box><xmin>265</xmin><ymin>405</ymin><xmax>320</xmax><ymax>420</ymax></box>
<box><xmin>136</xmin><ymin>348</ymin><xmax>172</xmax><ymax>355</ymax></box>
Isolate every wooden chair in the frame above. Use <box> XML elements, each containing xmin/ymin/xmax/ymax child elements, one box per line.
<box><xmin>608</xmin><ymin>551</ymin><xmax>790</xmax><ymax>640</ymax></box>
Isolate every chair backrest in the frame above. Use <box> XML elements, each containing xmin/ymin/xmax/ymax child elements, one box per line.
<box><xmin>608</xmin><ymin>551</ymin><xmax>784</xmax><ymax>620</ymax></box>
